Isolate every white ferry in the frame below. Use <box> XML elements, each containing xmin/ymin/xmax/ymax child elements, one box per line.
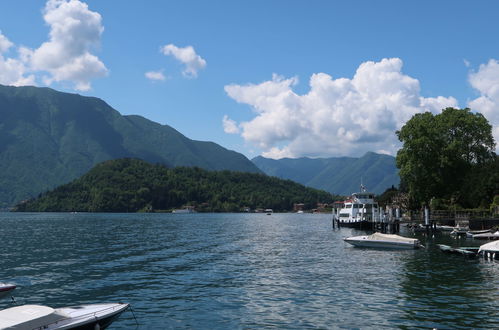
<box><xmin>332</xmin><ymin>185</ymin><xmax>382</xmax><ymax>228</ymax></box>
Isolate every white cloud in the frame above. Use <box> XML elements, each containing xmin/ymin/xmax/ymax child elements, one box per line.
<box><xmin>468</xmin><ymin>59</ymin><xmax>499</xmax><ymax>151</ymax></box>
<box><xmin>0</xmin><ymin>32</ymin><xmax>35</xmax><ymax>86</ymax></box>
<box><xmin>25</xmin><ymin>0</ymin><xmax>107</xmax><ymax>91</ymax></box>
<box><xmin>224</xmin><ymin>58</ymin><xmax>458</xmax><ymax>159</ymax></box>
<box><xmin>145</xmin><ymin>70</ymin><xmax>166</xmax><ymax>81</ymax></box>
<box><xmin>0</xmin><ymin>31</ymin><xmax>13</xmax><ymax>54</ymax></box>
<box><xmin>161</xmin><ymin>44</ymin><xmax>206</xmax><ymax>78</ymax></box>
<box><xmin>0</xmin><ymin>1</ymin><xmax>107</xmax><ymax>90</ymax></box>
<box><xmin>222</xmin><ymin>115</ymin><xmax>240</xmax><ymax>134</ymax></box>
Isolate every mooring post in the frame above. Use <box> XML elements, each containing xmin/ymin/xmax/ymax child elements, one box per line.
<box><xmin>424</xmin><ymin>206</ymin><xmax>430</xmax><ymax>232</ymax></box>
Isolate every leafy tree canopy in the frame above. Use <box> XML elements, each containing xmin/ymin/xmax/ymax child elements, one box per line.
<box><xmin>396</xmin><ymin>107</ymin><xmax>496</xmax><ymax>208</ymax></box>
<box><xmin>14</xmin><ymin>158</ymin><xmax>335</xmax><ymax>213</ymax></box>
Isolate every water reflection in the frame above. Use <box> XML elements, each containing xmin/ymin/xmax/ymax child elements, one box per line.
<box><xmin>0</xmin><ymin>213</ymin><xmax>498</xmax><ymax>328</ymax></box>
<box><xmin>399</xmin><ymin>231</ymin><xmax>499</xmax><ymax>329</ymax></box>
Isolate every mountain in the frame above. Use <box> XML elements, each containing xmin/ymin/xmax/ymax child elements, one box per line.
<box><xmin>0</xmin><ymin>84</ymin><xmax>260</xmax><ymax>208</ymax></box>
<box><xmin>252</xmin><ymin>152</ymin><xmax>400</xmax><ymax>195</ymax></box>
<box><xmin>14</xmin><ymin>158</ymin><xmax>333</xmax><ymax>212</ymax></box>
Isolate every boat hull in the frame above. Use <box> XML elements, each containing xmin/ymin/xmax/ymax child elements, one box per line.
<box><xmin>0</xmin><ymin>283</ymin><xmax>16</xmax><ymax>299</ymax></box>
<box><xmin>344</xmin><ymin>239</ymin><xmax>418</xmax><ymax>249</ymax></box>
<box><xmin>344</xmin><ymin>233</ymin><xmax>422</xmax><ymax>249</ymax></box>
<box><xmin>0</xmin><ymin>303</ymin><xmax>129</xmax><ymax>330</ymax></box>
<box><xmin>54</xmin><ymin>303</ymin><xmax>129</xmax><ymax>329</ymax></box>
<box><xmin>66</xmin><ymin>311</ymin><xmax>126</xmax><ymax>330</ymax></box>
<box><xmin>338</xmin><ymin>220</ymin><xmax>371</xmax><ymax>229</ymax></box>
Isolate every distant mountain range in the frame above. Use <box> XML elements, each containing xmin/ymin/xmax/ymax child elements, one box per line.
<box><xmin>252</xmin><ymin>152</ymin><xmax>400</xmax><ymax>195</ymax></box>
<box><xmin>0</xmin><ymin>84</ymin><xmax>260</xmax><ymax>208</ymax></box>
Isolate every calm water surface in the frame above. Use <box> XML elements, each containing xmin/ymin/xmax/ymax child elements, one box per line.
<box><xmin>1</xmin><ymin>212</ymin><xmax>498</xmax><ymax>329</ymax></box>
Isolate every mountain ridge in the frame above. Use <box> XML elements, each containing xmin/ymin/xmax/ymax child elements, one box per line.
<box><xmin>0</xmin><ymin>84</ymin><xmax>260</xmax><ymax>208</ymax></box>
<box><xmin>252</xmin><ymin>152</ymin><xmax>400</xmax><ymax>195</ymax></box>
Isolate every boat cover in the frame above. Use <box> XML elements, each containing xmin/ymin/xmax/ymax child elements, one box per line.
<box><xmin>0</xmin><ymin>305</ymin><xmax>68</xmax><ymax>329</ymax></box>
<box><xmin>368</xmin><ymin>232</ymin><xmax>418</xmax><ymax>243</ymax></box>
<box><xmin>478</xmin><ymin>240</ymin><xmax>499</xmax><ymax>254</ymax></box>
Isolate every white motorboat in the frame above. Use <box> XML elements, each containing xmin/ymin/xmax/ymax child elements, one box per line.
<box><xmin>332</xmin><ymin>185</ymin><xmax>382</xmax><ymax>228</ymax></box>
<box><xmin>344</xmin><ymin>232</ymin><xmax>423</xmax><ymax>249</ymax></box>
<box><xmin>471</xmin><ymin>230</ymin><xmax>499</xmax><ymax>240</ymax></box>
<box><xmin>0</xmin><ymin>282</ymin><xmax>16</xmax><ymax>299</ymax></box>
<box><xmin>0</xmin><ymin>302</ymin><xmax>129</xmax><ymax>329</ymax></box>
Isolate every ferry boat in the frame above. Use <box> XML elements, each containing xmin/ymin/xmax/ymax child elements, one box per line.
<box><xmin>332</xmin><ymin>185</ymin><xmax>382</xmax><ymax>228</ymax></box>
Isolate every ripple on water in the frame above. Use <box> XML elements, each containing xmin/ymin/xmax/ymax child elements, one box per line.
<box><xmin>1</xmin><ymin>213</ymin><xmax>499</xmax><ymax>329</ymax></box>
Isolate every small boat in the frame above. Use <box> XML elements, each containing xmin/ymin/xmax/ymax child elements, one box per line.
<box><xmin>344</xmin><ymin>232</ymin><xmax>423</xmax><ymax>249</ymax></box>
<box><xmin>265</xmin><ymin>209</ymin><xmax>273</xmax><ymax>215</ymax></box>
<box><xmin>0</xmin><ymin>303</ymin><xmax>129</xmax><ymax>329</ymax></box>
<box><xmin>437</xmin><ymin>244</ymin><xmax>478</xmax><ymax>257</ymax></box>
<box><xmin>450</xmin><ymin>227</ymin><xmax>469</xmax><ymax>236</ymax></box>
<box><xmin>0</xmin><ymin>282</ymin><xmax>16</xmax><ymax>299</ymax></box>
<box><xmin>435</xmin><ymin>225</ymin><xmax>456</xmax><ymax>232</ymax></box>
<box><xmin>471</xmin><ymin>230</ymin><xmax>499</xmax><ymax>240</ymax></box>
<box><xmin>172</xmin><ymin>208</ymin><xmax>196</xmax><ymax>213</ymax></box>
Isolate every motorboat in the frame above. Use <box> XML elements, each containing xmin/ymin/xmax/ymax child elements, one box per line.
<box><xmin>0</xmin><ymin>282</ymin><xmax>16</xmax><ymax>299</ymax></box>
<box><xmin>332</xmin><ymin>185</ymin><xmax>382</xmax><ymax>228</ymax></box>
<box><xmin>437</xmin><ymin>244</ymin><xmax>478</xmax><ymax>257</ymax></box>
<box><xmin>344</xmin><ymin>232</ymin><xmax>423</xmax><ymax>249</ymax></box>
<box><xmin>0</xmin><ymin>302</ymin><xmax>129</xmax><ymax>329</ymax></box>
<box><xmin>465</xmin><ymin>229</ymin><xmax>492</xmax><ymax>238</ymax></box>
<box><xmin>471</xmin><ymin>230</ymin><xmax>499</xmax><ymax>240</ymax></box>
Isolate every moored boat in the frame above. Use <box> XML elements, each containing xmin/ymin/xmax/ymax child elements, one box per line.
<box><xmin>344</xmin><ymin>232</ymin><xmax>423</xmax><ymax>249</ymax></box>
<box><xmin>0</xmin><ymin>282</ymin><xmax>16</xmax><ymax>299</ymax></box>
<box><xmin>471</xmin><ymin>230</ymin><xmax>499</xmax><ymax>240</ymax></box>
<box><xmin>0</xmin><ymin>302</ymin><xmax>129</xmax><ymax>329</ymax></box>
<box><xmin>437</xmin><ymin>244</ymin><xmax>478</xmax><ymax>257</ymax></box>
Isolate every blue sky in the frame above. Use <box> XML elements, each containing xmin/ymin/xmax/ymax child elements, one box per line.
<box><xmin>1</xmin><ymin>0</ymin><xmax>499</xmax><ymax>159</ymax></box>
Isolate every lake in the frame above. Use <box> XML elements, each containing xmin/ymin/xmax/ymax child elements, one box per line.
<box><xmin>1</xmin><ymin>212</ymin><xmax>498</xmax><ymax>329</ymax></box>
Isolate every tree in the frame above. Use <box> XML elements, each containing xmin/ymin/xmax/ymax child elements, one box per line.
<box><xmin>396</xmin><ymin>107</ymin><xmax>496</xmax><ymax>208</ymax></box>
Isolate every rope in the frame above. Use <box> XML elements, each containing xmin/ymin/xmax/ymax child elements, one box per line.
<box><xmin>128</xmin><ymin>305</ymin><xmax>139</xmax><ymax>329</ymax></box>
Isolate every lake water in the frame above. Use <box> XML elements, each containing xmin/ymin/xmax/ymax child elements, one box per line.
<box><xmin>1</xmin><ymin>212</ymin><xmax>498</xmax><ymax>329</ymax></box>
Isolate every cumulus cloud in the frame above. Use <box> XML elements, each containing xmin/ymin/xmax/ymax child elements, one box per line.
<box><xmin>0</xmin><ymin>31</ymin><xmax>13</xmax><ymax>54</ymax></box>
<box><xmin>222</xmin><ymin>115</ymin><xmax>240</xmax><ymax>134</ymax></box>
<box><xmin>0</xmin><ymin>31</ymin><xmax>35</xmax><ymax>86</ymax></box>
<box><xmin>224</xmin><ymin>58</ymin><xmax>458</xmax><ymax>159</ymax></box>
<box><xmin>145</xmin><ymin>70</ymin><xmax>166</xmax><ymax>81</ymax></box>
<box><xmin>161</xmin><ymin>44</ymin><xmax>206</xmax><ymax>78</ymax></box>
<box><xmin>468</xmin><ymin>59</ymin><xmax>499</xmax><ymax>151</ymax></box>
<box><xmin>21</xmin><ymin>0</ymin><xmax>107</xmax><ymax>91</ymax></box>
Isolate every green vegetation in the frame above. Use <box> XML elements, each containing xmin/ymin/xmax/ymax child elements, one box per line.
<box><xmin>252</xmin><ymin>152</ymin><xmax>399</xmax><ymax>195</ymax></box>
<box><xmin>14</xmin><ymin>158</ymin><xmax>334</xmax><ymax>213</ymax></box>
<box><xmin>0</xmin><ymin>84</ymin><xmax>260</xmax><ymax>208</ymax></box>
<box><xmin>396</xmin><ymin>107</ymin><xmax>497</xmax><ymax>209</ymax></box>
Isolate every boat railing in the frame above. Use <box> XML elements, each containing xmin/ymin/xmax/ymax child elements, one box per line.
<box><xmin>42</xmin><ymin>304</ymin><xmax>128</xmax><ymax>328</ymax></box>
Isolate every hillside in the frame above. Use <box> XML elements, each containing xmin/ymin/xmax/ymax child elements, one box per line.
<box><xmin>252</xmin><ymin>152</ymin><xmax>400</xmax><ymax>195</ymax></box>
<box><xmin>0</xmin><ymin>85</ymin><xmax>260</xmax><ymax>208</ymax></box>
<box><xmin>14</xmin><ymin>158</ymin><xmax>334</xmax><ymax>212</ymax></box>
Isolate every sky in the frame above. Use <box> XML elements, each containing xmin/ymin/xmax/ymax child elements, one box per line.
<box><xmin>1</xmin><ymin>0</ymin><xmax>499</xmax><ymax>159</ymax></box>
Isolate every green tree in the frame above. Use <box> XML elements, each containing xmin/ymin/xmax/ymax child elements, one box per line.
<box><xmin>396</xmin><ymin>107</ymin><xmax>496</xmax><ymax>208</ymax></box>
